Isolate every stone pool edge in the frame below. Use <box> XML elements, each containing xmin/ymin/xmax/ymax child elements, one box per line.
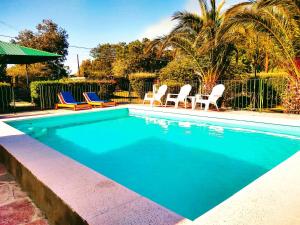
<box><xmin>0</xmin><ymin>105</ymin><xmax>300</xmax><ymax>225</ymax></box>
<box><xmin>0</xmin><ymin>108</ymin><xmax>190</xmax><ymax>225</ymax></box>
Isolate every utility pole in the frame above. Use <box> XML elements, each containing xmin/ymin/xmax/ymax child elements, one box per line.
<box><xmin>77</xmin><ymin>54</ymin><xmax>80</xmax><ymax>76</ymax></box>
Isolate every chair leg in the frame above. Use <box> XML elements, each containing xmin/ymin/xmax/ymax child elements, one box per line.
<box><xmin>175</xmin><ymin>101</ymin><xmax>179</xmax><ymax>108</ymax></box>
<box><xmin>194</xmin><ymin>102</ymin><xmax>197</xmax><ymax>110</ymax></box>
<box><xmin>215</xmin><ymin>103</ymin><xmax>219</xmax><ymax>111</ymax></box>
<box><xmin>164</xmin><ymin>100</ymin><xmax>168</xmax><ymax>107</ymax></box>
<box><xmin>204</xmin><ymin>103</ymin><xmax>209</xmax><ymax>111</ymax></box>
<box><xmin>150</xmin><ymin>100</ymin><xmax>154</xmax><ymax>107</ymax></box>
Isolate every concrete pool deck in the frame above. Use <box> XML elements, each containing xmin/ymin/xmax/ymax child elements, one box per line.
<box><xmin>0</xmin><ymin>105</ymin><xmax>300</xmax><ymax>225</ymax></box>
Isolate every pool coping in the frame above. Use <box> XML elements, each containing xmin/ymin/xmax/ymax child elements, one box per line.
<box><xmin>0</xmin><ymin>105</ymin><xmax>300</xmax><ymax>225</ymax></box>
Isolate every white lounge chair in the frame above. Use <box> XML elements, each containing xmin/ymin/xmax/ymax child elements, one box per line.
<box><xmin>195</xmin><ymin>84</ymin><xmax>225</xmax><ymax>111</ymax></box>
<box><xmin>165</xmin><ymin>84</ymin><xmax>192</xmax><ymax>108</ymax></box>
<box><xmin>143</xmin><ymin>85</ymin><xmax>168</xmax><ymax>106</ymax></box>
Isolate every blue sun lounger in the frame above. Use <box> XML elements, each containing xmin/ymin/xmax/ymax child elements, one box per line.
<box><xmin>56</xmin><ymin>91</ymin><xmax>92</xmax><ymax>110</ymax></box>
<box><xmin>83</xmin><ymin>92</ymin><xmax>116</xmax><ymax>107</ymax></box>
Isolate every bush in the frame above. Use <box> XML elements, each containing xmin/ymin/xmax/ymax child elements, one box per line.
<box><xmin>0</xmin><ymin>82</ymin><xmax>12</xmax><ymax>113</ymax></box>
<box><xmin>129</xmin><ymin>72</ymin><xmax>157</xmax><ymax>98</ymax></box>
<box><xmin>159</xmin><ymin>56</ymin><xmax>198</xmax><ymax>83</ymax></box>
<box><xmin>160</xmin><ymin>80</ymin><xmax>184</xmax><ymax>94</ymax></box>
<box><xmin>30</xmin><ymin>79</ymin><xmax>116</xmax><ymax>109</ymax></box>
<box><xmin>283</xmin><ymin>80</ymin><xmax>300</xmax><ymax>113</ymax></box>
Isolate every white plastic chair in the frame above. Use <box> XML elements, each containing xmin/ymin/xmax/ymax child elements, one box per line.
<box><xmin>143</xmin><ymin>85</ymin><xmax>168</xmax><ymax>106</ymax></box>
<box><xmin>165</xmin><ymin>84</ymin><xmax>192</xmax><ymax>108</ymax></box>
<box><xmin>195</xmin><ymin>84</ymin><xmax>225</xmax><ymax>111</ymax></box>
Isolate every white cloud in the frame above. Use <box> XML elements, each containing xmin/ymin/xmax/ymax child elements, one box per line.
<box><xmin>185</xmin><ymin>0</ymin><xmax>200</xmax><ymax>14</ymax></box>
<box><xmin>139</xmin><ymin>17</ymin><xmax>177</xmax><ymax>40</ymax></box>
<box><xmin>139</xmin><ymin>0</ymin><xmax>201</xmax><ymax>40</ymax></box>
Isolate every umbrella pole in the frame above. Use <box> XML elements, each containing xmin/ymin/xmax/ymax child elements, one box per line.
<box><xmin>25</xmin><ymin>64</ymin><xmax>29</xmax><ymax>88</ymax></box>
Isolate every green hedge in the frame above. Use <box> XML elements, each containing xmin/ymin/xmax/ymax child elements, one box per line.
<box><xmin>0</xmin><ymin>82</ymin><xmax>12</xmax><ymax>113</ymax></box>
<box><xmin>129</xmin><ymin>72</ymin><xmax>157</xmax><ymax>98</ymax></box>
<box><xmin>30</xmin><ymin>80</ymin><xmax>116</xmax><ymax>109</ymax></box>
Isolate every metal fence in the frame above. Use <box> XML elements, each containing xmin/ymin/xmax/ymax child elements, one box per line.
<box><xmin>219</xmin><ymin>77</ymin><xmax>288</xmax><ymax>111</ymax></box>
<box><xmin>0</xmin><ymin>85</ymin><xmax>13</xmax><ymax>113</ymax></box>
<box><xmin>0</xmin><ymin>76</ymin><xmax>295</xmax><ymax>113</ymax></box>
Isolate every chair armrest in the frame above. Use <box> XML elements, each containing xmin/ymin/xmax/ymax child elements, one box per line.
<box><xmin>196</xmin><ymin>94</ymin><xmax>209</xmax><ymax>99</ymax></box>
<box><xmin>167</xmin><ymin>93</ymin><xmax>179</xmax><ymax>97</ymax></box>
<box><xmin>144</xmin><ymin>93</ymin><xmax>153</xmax><ymax>98</ymax></box>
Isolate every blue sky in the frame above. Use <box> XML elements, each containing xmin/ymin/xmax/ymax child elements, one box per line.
<box><xmin>0</xmin><ymin>0</ymin><xmax>242</xmax><ymax>73</ymax></box>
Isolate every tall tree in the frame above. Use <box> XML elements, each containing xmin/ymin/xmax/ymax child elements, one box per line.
<box><xmin>219</xmin><ymin>0</ymin><xmax>300</xmax><ymax>79</ymax></box>
<box><xmin>148</xmin><ymin>0</ymin><xmax>238</xmax><ymax>91</ymax></box>
<box><xmin>12</xmin><ymin>19</ymin><xmax>69</xmax><ymax>79</ymax></box>
<box><xmin>81</xmin><ymin>39</ymin><xmax>172</xmax><ymax>79</ymax></box>
<box><xmin>88</xmin><ymin>43</ymin><xmax>125</xmax><ymax>78</ymax></box>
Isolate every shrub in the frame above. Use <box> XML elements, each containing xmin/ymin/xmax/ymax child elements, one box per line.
<box><xmin>159</xmin><ymin>56</ymin><xmax>198</xmax><ymax>83</ymax></box>
<box><xmin>0</xmin><ymin>82</ymin><xmax>12</xmax><ymax>113</ymax></box>
<box><xmin>283</xmin><ymin>80</ymin><xmax>300</xmax><ymax>113</ymax></box>
<box><xmin>129</xmin><ymin>72</ymin><xmax>157</xmax><ymax>98</ymax></box>
<box><xmin>160</xmin><ymin>80</ymin><xmax>184</xmax><ymax>94</ymax></box>
<box><xmin>30</xmin><ymin>79</ymin><xmax>116</xmax><ymax>109</ymax></box>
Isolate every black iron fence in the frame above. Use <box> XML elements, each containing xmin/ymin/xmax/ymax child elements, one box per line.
<box><xmin>0</xmin><ymin>76</ymin><xmax>295</xmax><ymax>113</ymax></box>
<box><xmin>219</xmin><ymin>77</ymin><xmax>288</xmax><ymax>110</ymax></box>
<box><xmin>0</xmin><ymin>84</ymin><xmax>13</xmax><ymax>113</ymax></box>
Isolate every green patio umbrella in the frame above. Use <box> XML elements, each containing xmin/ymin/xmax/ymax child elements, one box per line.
<box><xmin>0</xmin><ymin>40</ymin><xmax>62</xmax><ymax>85</ymax></box>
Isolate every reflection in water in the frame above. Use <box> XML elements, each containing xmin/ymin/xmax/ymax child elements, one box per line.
<box><xmin>208</xmin><ymin>125</ymin><xmax>224</xmax><ymax>137</ymax></box>
<box><xmin>145</xmin><ymin>117</ymin><xmax>170</xmax><ymax>129</ymax></box>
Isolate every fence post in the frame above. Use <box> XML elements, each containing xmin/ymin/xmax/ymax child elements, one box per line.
<box><xmin>12</xmin><ymin>86</ymin><xmax>16</xmax><ymax>113</ymax></box>
<box><xmin>129</xmin><ymin>83</ymin><xmax>132</xmax><ymax>103</ymax></box>
<box><xmin>259</xmin><ymin>79</ymin><xmax>263</xmax><ymax>112</ymax></box>
<box><xmin>40</xmin><ymin>84</ymin><xmax>44</xmax><ymax>110</ymax></box>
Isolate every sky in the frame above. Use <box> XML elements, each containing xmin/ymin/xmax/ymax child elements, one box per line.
<box><xmin>0</xmin><ymin>0</ymin><xmax>242</xmax><ymax>73</ymax></box>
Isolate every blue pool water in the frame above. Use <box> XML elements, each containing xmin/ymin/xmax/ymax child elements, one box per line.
<box><xmin>7</xmin><ymin>109</ymin><xmax>300</xmax><ymax>220</ymax></box>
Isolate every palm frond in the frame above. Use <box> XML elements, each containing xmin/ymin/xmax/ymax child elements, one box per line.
<box><xmin>219</xmin><ymin>9</ymin><xmax>299</xmax><ymax>76</ymax></box>
<box><xmin>223</xmin><ymin>1</ymin><xmax>252</xmax><ymax>20</ymax></box>
<box><xmin>198</xmin><ymin>0</ymin><xmax>209</xmax><ymax>20</ymax></box>
<box><xmin>172</xmin><ymin>11</ymin><xmax>203</xmax><ymax>34</ymax></box>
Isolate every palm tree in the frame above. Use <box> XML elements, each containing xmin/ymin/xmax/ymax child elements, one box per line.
<box><xmin>219</xmin><ymin>0</ymin><xmax>300</xmax><ymax>80</ymax></box>
<box><xmin>219</xmin><ymin>0</ymin><xmax>300</xmax><ymax>112</ymax></box>
<box><xmin>148</xmin><ymin>0</ymin><xmax>237</xmax><ymax>92</ymax></box>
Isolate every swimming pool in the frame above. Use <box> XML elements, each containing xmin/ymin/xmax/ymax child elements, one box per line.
<box><xmin>7</xmin><ymin>108</ymin><xmax>300</xmax><ymax>220</ymax></box>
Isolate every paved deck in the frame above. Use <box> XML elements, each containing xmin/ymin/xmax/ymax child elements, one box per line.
<box><xmin>0</xmin><ymin>164</ymin><xmax>48</xmax><ymax>225</ymax></box>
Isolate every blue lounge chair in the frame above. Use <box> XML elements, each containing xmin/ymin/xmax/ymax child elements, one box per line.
<box><xmin>56</xmin><ymin>91</ymin><xmax>92</xmax><ymax>110</ymax></box>
<box><xmin>83</xmin><ymin>92</ymin><xmax>116</xmax><ymax>107</ymax></box>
